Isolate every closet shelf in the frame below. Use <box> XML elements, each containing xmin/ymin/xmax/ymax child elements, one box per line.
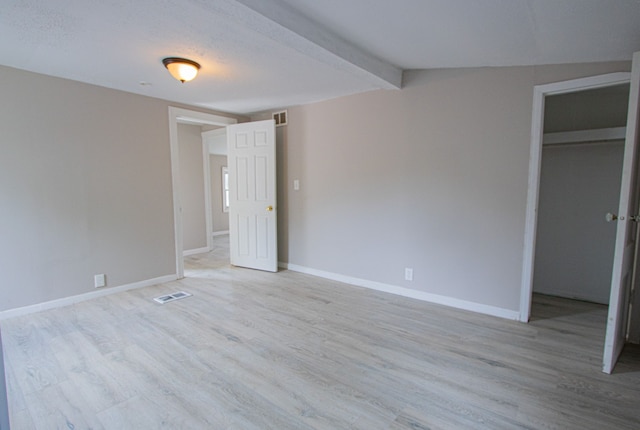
<box><xmin>543</xmin><ymin>127</ymin><xmax>626</xmax><ymax>145</ymax></box>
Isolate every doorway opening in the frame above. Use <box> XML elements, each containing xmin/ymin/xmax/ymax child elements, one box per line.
<box><xmin>529</xmin><ymin>83</ymin><xmax>629</xmax><ymax>365</ymax></box>
<box><xmin>168</xmin><ymin>107</ymin><xmax>236</xmax><ymax>279</ymax></box>
<box><xmin>533</xmin><ymin>84</ymin><xmax>629</xmax><ymax>308</ymax></box>
<box><xmin>183</xmin><ymin>127</ymin><xmax>232</xmax><ymax>277</ymax></box>
<box><xmin>520</xmin><ymin>73</ymin><xmax>631</xmax><ymax>322</ymax></box>
<box><xmin>520</xmin><ymin>71</ymin><xmax>637</xmax><ymax>373</ymax></box>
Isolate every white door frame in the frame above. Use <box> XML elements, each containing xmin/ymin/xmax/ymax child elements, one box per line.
<box><xmin>168</xmin><ymin>107</ymin><xmax>237</xmax><ymax>279</ymax></box>
<box><xmin>519</xmin><ymin>72</ymin><xmax>631</xmax><ymax>322</ymax></box>
<box><xmin>202</xmin><ymin>134</ymin><xmax>213</xmax><ymax>253</ymax></box>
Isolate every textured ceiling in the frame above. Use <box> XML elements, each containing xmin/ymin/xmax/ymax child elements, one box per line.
<box><xmin>1</xmin><ymin>0</ymin><xmax>639</xmax><ymax>114</ymax></box>
<box><xmin>278</xmin><ymin>0</ymin><xmax>640</xmax><ymax>69</ymax></box>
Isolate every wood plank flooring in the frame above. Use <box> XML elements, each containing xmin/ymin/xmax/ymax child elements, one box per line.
<box><xmin>1</xmin><ymin>236</ymin><xmax>640</xmax><ymax>429</ymax></box>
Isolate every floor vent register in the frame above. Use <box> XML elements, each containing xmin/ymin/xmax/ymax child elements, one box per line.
<box><xmin>153</xmin><ymin>291</ymin><xmax>192</xmax><ymax>304</ymax></box>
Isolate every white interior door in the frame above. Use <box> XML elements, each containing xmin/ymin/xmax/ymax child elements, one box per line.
<box><xmin>603</xmin><ymin>51</ymin><xmax>640</xmax><ymax>374</ymax></box>
<box><xmin>227</xmin><ymin>120</ymin><xmax>278</xmax><ymax>272</ymax></box>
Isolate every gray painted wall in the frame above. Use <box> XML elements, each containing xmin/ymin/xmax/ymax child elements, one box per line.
<box><xmin>257</xmin><ymin>61</ymin><xmax>630</xmax><ymax>313</ymax></box>
<box><xmin>0</xmin><ymin>331</ymin><xmax>8</xmax><ymax>430</ymax></box>
<box><xmin>544</xmin><ymin>84</ymin><xmax>630</xmax><ymax>132</ymax></box>
<box><xmin>534</xmin><ymin>141</ymin><xmax>624</xmax><ymax>304</ymax></box>
<box><xmin>209</xmin><ymin>155</ymin><xmax>230</xmax><ymax>233</ymax></box>
<box><xmin>0</xmin><ymin>61</ymin><xmax>631</xmax><ymax>316</ymax></box>
<box><xmin>178</xmin><ymin>123</ymin><xmax>207</xmax><ymax>251</ymax></box>
<box><xmin>0</xmin><ymin>65</ymin><xmax>243</xmax><ymax>313</ymax></box>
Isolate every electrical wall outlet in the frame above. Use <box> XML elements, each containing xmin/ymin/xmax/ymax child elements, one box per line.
<box><xmin>404</xmin><ymin>268</ymin><xmax>413</xmax><ymax>281</ymax></box>
<box><xmin>94</xmin><ymin>274</ymin><xmax>106</xmax><ymax>288</ymax></box>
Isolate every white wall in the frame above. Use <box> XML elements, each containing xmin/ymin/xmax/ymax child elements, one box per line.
<box><xmin>257</xmin><ymin>61</ymin><xmax>631</xmax><ymax>315</ymax></box>
<box><xmin>178</xmin><ymin>123</ymin><xmax>207</xmax><ymax>251</ymax></box>
<box><xmin>0</xmin><ymin>65</ymin><xmax>244</xmax><ymax>313</ymax></box>
<box><xmin>204</xmin><ymin>129</ymin><xmax>227</xmax><ymax>155</ymax></box>
<box><xmin>534</xmin><ymin>141</ymin><xmax>624</xmax><ymax>304</ymax></box>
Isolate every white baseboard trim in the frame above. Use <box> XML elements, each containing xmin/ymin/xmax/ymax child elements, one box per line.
<box><xmin>0</xmin><ymin>274</ymin><xmax>178</xmax><ymax>320</ymax></box>
<box><xmin>280</xmin><ymin>262</ymin><xmax>520</xmax><ymax>321</ymax></box>
<box><xmin>183</xmin><ymin>246</ymin><xmax>210</xmax><ymax>257</ymax></box>
<box><xmin>212</xmin><ymin>230</ymin><xmax>229</xmax><ymax>237</ymax></box>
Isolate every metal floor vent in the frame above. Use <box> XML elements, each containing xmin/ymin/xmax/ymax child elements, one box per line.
<box><xmin>153</xmin><ymin>291</ymin><xmax>192</xmax><ymax>304</ymax></box>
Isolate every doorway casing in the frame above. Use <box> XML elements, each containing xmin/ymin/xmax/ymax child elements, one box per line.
<box><xmin>520</xmin><ymin>72</ymin><xmax>631</xmax><ymax>323</ymax></box>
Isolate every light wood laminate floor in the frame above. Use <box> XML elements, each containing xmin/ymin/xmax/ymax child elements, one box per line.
<box><xmin>2</xmin><ymin>236</ymin><xmax>640</xmax><ymax>429</ymax></box>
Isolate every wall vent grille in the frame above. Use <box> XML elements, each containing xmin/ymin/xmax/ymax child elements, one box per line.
<box><xmin>273</xmin><ymin>110</ymin><xmax>287</xmax><ymax>127</ymax></box>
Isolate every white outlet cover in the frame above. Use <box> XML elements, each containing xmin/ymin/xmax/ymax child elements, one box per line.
<box><xmin>94</xmin><ymin>274</ymin><xmax>106</xmax><ymax>288</ymax></box>
<box><xmin>404</xmin><ymin>268</ymin><xmax>413</xmax><ymax>281</ymax></box>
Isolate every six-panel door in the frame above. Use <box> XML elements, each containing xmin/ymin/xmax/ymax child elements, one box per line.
<box><xmin>227</xmin><ymin>120</ymin><xmax>278</xmax><ymax>272</ymax></box>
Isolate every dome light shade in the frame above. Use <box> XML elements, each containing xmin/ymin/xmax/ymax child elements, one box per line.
<box><xmin>162</xmin><ymin>57</ymin><xmax>200</xmax><ymax>83</ymax></box>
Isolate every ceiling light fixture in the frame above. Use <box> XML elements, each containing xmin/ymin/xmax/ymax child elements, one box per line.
<box><xmin>162</xmin><ymin>57</ymin><xmax>200</xmax><ymax>83</ymax></box>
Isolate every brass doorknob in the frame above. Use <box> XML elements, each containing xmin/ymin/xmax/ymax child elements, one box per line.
<box><xmin>606</xmin><ymin>213</ymin><xmax>618</xmax><ymax>222</ymax></box>
<box><xmin>266</xmin><ymin>206</ymin><xmax>273</xmax><ymax>212</ymax></box>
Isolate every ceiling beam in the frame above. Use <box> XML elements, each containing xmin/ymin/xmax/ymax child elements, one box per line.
<box><xmin>209</xmin><ymin>0</ymin><xmax>403</xmax><ymax>89</ymax></box>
